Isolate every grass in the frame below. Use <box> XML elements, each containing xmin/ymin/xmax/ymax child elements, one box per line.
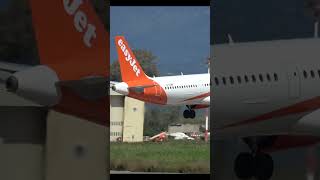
<box><xmin>110</xmin><ymin>140</ymin><xmax>210</xmax><ymax>173</ymax></box>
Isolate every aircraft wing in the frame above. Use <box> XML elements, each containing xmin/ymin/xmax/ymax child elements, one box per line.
<box><xmin>128</xmin><ymin>84</ymin><xmax>157</xmax><ymax>93</ymax></box>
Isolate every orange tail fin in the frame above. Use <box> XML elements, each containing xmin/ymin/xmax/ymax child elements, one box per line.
<box><xmin>115</xmin><ymin>36</ymin><xmax>149</xmax><ymax>82</ymax></box>
<box><xmin>29</xmin><ymin>0</ymin><xmax>108</xmax><ymax>81</ymax></box>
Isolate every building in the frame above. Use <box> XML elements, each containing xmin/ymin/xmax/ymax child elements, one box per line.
<box><xmin>110</xmin><ymin>88</ymin><xmax>145</xmax><ymax>142</ymax></box>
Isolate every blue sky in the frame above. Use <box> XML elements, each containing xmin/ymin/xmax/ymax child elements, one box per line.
<box><xmin>110</xmin><ymin>6</ymin><xmax>210</xmax><ymax>75</ymax></box>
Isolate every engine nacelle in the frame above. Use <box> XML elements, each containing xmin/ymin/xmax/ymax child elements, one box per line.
<box><xmin>111</xmin><ymin>82</ymin><xmax>129</xmax><ymax>95</ymax></box>
<box><xmin>6</xmin><ymin>65</ymin><xmax>61</xmax><ymax>107</ymax></box>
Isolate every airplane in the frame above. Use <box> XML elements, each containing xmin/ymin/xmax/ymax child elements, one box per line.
<box><xmin>111</xmin><ymin>36</ymin><xmax>210</xmax><ymax>119</ymax></box>
<box><xmin>212</xmin><ymin>37</ymin><xmax>320</xmax><ymax>180</ymax></box>
<box><xmin>149</xmin><ymin>132</ymin><xmax>167</xmax><ymax>142</ymax></box>
<box><xmin>149</xmin><ymin>131</ymin><xmax>194</xmax><ymax>141</ymax></box>
<box><xmin>0</xmin><ymin>0</ymin><xmax>109</xmax><ymax>179</ymax></box>
<box><xmin>168</xmin><ymin>132</ymin><xmax>195</xmax><ymax>140</ymax></box>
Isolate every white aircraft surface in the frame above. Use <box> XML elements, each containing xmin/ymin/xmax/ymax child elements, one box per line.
<box><xmin>212</xmin><ymin>38</ymin><xmax>320</xmax><ymax>180</ymax></box>
<box><xmin>168</xmin><ymin>132</ymin><xmax>195</xmax><ymax>140</ymax></box>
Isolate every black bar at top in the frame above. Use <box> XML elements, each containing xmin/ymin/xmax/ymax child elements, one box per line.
<box><xmin>110</xmin><ymin>0</ymin><xmax>210</xmax><ymax>6</ymax></box>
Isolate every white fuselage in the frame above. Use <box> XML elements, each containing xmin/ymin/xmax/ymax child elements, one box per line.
<box><xmin>151</xmin><ymin>73</ymin><xmax>210</xmax><ymax>105</ymax></box>
<box><xmin>211</xmin><ymin>38</ymin><xmax>320</xmax><ymax>139</ymax></box>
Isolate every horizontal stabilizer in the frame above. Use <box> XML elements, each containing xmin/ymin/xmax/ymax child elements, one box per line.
<box><xmin>59</xmin><ymin>76</ymin><xmax>108</xmax><ymax>100</ymax></box>
<box><xmin>128</xmin><ymin>84</ymin><xmax>156</xmax><ymax>93</ymax></box>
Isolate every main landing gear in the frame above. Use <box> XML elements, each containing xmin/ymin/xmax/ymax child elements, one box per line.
<box><xmin>234</xmin><ymin>138</ymin><xmax>274</xmax><ymax>180</ymax></box>
<box><xmin>183</xmin><ymin>105</ymin><xmax>196</xmax><ymax>119</ymax></box>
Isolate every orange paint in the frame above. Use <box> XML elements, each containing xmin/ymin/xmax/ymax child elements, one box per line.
<box><xmin>29</xmin><ymin>0</ymin><xmax>109</xmax><ymax>126</ymax></box>
<box><xmin>29</xmin><ymin>0</ymin><xmax>108</xmax><ymax>81</ymax></box>
<box><xmin>115</xmin><ymin>36</ymin><xmax>167</xmax><ymax>105</ymax></box>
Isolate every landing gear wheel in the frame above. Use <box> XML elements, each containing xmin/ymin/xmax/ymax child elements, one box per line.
<box><xmin>190</xmin><ymin>110</ymin><xmax>195</xmax><ymax>119</ymax></box>
<box><xmin>183</xmin><ymin>109</ymin><xmax>196</xmax><ymax>119</ymax></box>
<box><xmin>254</xmin><ymin>153</ymin><xmax>274</xmax><ymax>180</ymax></box>
<box><xmin>234</xmin><ymin>152</ymin><xmax>254</xmax><ymax>179</ymax></box>
<box><xmin>183</xmin><ymin>110</ymin><xmax>190</xmax><ymax>118</ymax></box>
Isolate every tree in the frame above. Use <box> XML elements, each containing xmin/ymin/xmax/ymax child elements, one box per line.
<box><xmin>110</xmin><ymin>49</ymin><xmax>159</xmax><ymax>81</ymax></box>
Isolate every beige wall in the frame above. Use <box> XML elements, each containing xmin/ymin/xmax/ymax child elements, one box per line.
<box><xmin>110</xmin><ymin>95</ymin><xmax>124</xmax><ymax>142</ymax></box>
<box><xmin>122</xmin><ymin>97</ymin><xmax>145</xmax><ymax>142</ymax></box>
<box><xmin>110</xmin><ymin>90</ymin><xmax>145</xmax><ymax>142</ymax></box>
<box><xmin>45</xmin><ymin>111</ymin><xmax>108</xmax><ymax>180</ymax></box>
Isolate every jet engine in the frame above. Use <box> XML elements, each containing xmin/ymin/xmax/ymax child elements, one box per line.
<box><xmin>5</xmin><ymin>65</ymin><xmax>61</xmax><ymax>107</ymax></box>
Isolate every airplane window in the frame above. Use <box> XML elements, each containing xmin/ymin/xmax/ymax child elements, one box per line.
<box><xmin>222</xmin><ymin>77</ymin><xmax>226</xmax><ymax>85</ymax></box>
<box><xmin>311</xmin><ymin>70</ymin><xmax>315</xmax><ymax>78</ymax></box>
<box><xmin>251</xmin><ymin>75</ymin><xmax>256</xmax><ymax>82</ymax></box>
<box><xmin>244</xmin><ymin>75</ymin><xmax>249</xmax><ymax>83</ymax></box>
<box><xmin>266</xmin><ymin>74</ymin><xmax>271</xmax><ymax>81</ymax></box>
<box><xmin>259</xmin><ymin>74</ymin><xmax>263</xmax><ymax>82</ymax></box>
<box><xmin>229</xmin><ymin>76</ymin><xmax>234</xmax><ymax>84</ymax></box>
<box><xmin>274</xmin><ymin>73</ymin><xmax>278</xmax><ymax>81</ymax></box>
<box><xmin>237</xmin><ymin>76</ymin><xmax>241</xmax><ymax>83</ymax></box>
<box><xmin>318</xmin><ymin>70</ymin><xmax>320</xmax><ymax>78</ymax></box>
<box><xmin>303</xmin><ymin>70</ymin><xmax>307</xmax><ymax>78</ymax></box>
<box><xmin>215</xmin><ymin>77</ymin><xmax>219</xmax><ymax>85</ymax></box>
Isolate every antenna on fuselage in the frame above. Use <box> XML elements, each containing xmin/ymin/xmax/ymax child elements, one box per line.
<box><xmin>305</xmin><ymin>0</ymin><xmax>320</xmax><ymax>38</ymax></box>
<box><xmin>227</xmin><ymin>33</ymin><xmax>234</xmax><ymax>44</ymax></box>
<box><xmin>206</xmin><ymin>57</ymin><xmax>210</xmax><ymax>74</ymax></box>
